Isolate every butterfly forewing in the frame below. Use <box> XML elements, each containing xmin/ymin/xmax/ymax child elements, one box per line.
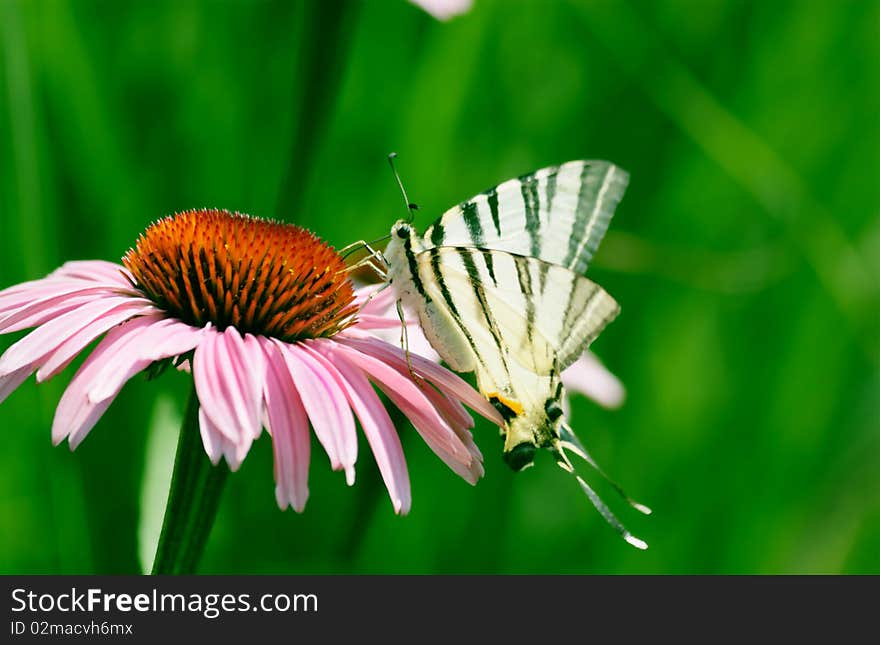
<box><xmin>423</xmin><ymin>160</ymin><xmax>629</xmax><ymax>275</ymax></box>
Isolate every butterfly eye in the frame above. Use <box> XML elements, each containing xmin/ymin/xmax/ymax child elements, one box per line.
<box><xmin>395</xmin><ymin>225</ymin><xmax>410</xmax><ymax>239</ymax></box>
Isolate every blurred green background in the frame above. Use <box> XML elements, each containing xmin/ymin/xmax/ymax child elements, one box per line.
<box><xmin>1</xmin><ymin>0</ymin><xmax>878</xmax><ymax>574</ymax></box>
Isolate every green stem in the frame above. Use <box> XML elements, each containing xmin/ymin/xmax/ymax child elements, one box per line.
<box><xmin>151</xmin><ymin>387</ymin><xmax>228</xmax><ymax>574</ymax></box>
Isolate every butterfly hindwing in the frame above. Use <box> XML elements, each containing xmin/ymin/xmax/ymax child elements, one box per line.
<box><xmin>422</xmin><ymin>160</ymin><xmax>629</xmax><ymax>275</ymax></box>
<box><xmin>413</xmin><ymin>246</ymin><xmax>620</xmax><ymax>382</ymax></box>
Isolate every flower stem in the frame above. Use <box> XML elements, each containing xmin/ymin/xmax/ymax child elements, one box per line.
<box><xmin>151</xmin><ymin>387</ymin><xmax>228</xmax><ymax>574</ymax></box>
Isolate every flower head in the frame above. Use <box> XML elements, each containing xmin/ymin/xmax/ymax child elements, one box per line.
<box><xmin>0</xmin><ymin>209</ymin><xmax>501</xmax><ymax>514</ymax></box>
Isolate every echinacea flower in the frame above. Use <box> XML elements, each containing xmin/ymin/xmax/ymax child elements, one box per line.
<box><xmin>0</xmin><ymin>209</ymin><xmax>502</xmax><ymax>515</ymax></box>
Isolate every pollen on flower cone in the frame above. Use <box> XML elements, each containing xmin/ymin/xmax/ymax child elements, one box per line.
<box><xmin>123</xmin><ymin>209</ymin><xmax>356</xmax><ymax>341</ymax></box>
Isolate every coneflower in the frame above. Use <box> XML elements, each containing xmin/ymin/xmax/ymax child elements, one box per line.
<box><xmin>0</xmin><ymin>209</ymin><xmax>502</xmax><ymax>571</ymax></box>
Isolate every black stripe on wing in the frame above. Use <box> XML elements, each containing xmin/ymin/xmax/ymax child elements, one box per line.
<box><xmin>519</xmin><ymin>173</ymin><xmax>542</xmax><ymax>258</ymax></box>
<box><xmin>461</xmin><ymin>200</ymin><xmax>484</xmax><ymax>247</ymax></box>
<box><xmin>458</xmin><ymin>249</ymin><xmax>511</xmax><ymax>375</ymax></box>
<box><xmin>427</xmin><ymin>247</ymin><xmax>489</xmax><ymax>373</ymax></box>
<box><xmin>486</xmin><ymin>187</ymin><xmax>501</xmax><ymax>237</ymax></box>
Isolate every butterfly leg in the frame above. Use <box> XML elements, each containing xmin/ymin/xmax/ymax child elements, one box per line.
<box><xmin>342</xmin><ymin>254</ymin><xmax>388</xmax><ymax>281</ymax></box>
<box><xmin>339</xmin><ymin>240</ymin><xmax>390</xmax><ymax>287</ymax></box>
<box><xmin>395</xmin><ymin>298</ymin><xmax>422</xmax><ymax>385</ymax></box>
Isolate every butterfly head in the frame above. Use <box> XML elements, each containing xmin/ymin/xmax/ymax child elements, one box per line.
<box><xmin>391</xmin><ymin>220</ymin><xmax>414</xmax><ymax>241</ymax></box>
<box><xmin>385</xmin><ymin>220</ymin><xmax>419</xmax><ymax>264</ymax></box>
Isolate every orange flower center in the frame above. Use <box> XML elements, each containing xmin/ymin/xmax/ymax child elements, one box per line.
<box><xmin>123</xmin><ymin>209</ymin><xmax>356</xmax><ymax>341</ymax></box>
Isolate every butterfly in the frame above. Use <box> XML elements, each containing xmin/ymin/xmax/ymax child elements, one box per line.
<box><xmin>372</xmin><ymin>159</ymin><xmax>649</xmax><ymax>547</ymax></box>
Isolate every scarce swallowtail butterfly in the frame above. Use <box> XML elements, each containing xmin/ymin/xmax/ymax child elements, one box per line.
<box><xmin>372</xmin><ymin>159</ymin><xmax>649</xmax><ymax>548</ymax></box>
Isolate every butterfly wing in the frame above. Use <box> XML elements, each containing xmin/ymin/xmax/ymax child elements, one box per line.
<box><xmin>413</xmin><ymin>246</ymin><xmax>620</xmax><ymax>382</ymax></box>
<box><xmin>422</xmin><ymin>160</ymin><xmax>628</xmax><ymax>275</ymax></box>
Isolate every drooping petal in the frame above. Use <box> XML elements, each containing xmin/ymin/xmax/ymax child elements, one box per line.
<box><xmin>37</xmin><ymin>299</ymin><xmax>160</xmax><ymax>382</ymax></box>
<box><xmin>198</xmin><ymin>407</ymin><xmax>225</xmax><ymax>466</ymax></box>
<box><xmin>338</xmin><ymin>333</ymin><xmax>503</xmax><ymax>426</ymax></box>
<box><xmin>308</xmin><ymin>343</ymin><xmax>411</xmax><ymax>514</ymax></box>
<box><xmin>261</xmin><ymin>338</ymin><xmax>310</xmax><ymax>511</ymax></box>
<box><xmin>280</xmin><ymin>340</ymin><xmax>357</xmax><ymax>483</ymax></box>
<box><xmin>52</xmin><ymin>315</ymin><xmax>161</xmax><ymax>447</ymax></box>
<box><xmin>86</xmin><ymin>317</ymin><xmax>206</xmax><ymax>403</ymax></box>
<box><xmin>561</xmin><ymin>352</ymin><xmax>626</xmax><ymax>410</ymax></box>
<box><xmin>0</xmin><ymin>364</ymin><xmax>35</xmax><ymax>405</ymax></box>
<box><xmin>193</xmin><ymin>327</ymin><xmax>264</xmax><ymax>451</ymax></box>
<box><xmin>328</xmin><ymin>340</ymin><xmax>472</xmax><ymax>464</ymax></box>
<box><xmin>52</xmin><ymin>316</ymin><xmax>205</xmax><ymax>449</ymax></box>
<box><xmin>0</xmin><ymin>295</ymin><xmax>153</xmax><ymax>377</ymax></box>
<box><xmin>418</xmin><ymin>382</ymin><xmax>483</xmax><ymax>466</ymax></box>
<box><xmin>428</xmin><ymin>390</ymin><xmax>475</xmax><ymax>431</ymax></box>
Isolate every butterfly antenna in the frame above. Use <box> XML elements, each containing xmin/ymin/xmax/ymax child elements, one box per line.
<box><xmin>559</xmin><ymin>422</ymin><xmax>652</xmax><ymax>515</ymax></box>
<box><xmin>551</xmin><ymin>440</ymin><xmax>648</xmax><ymax>550</ymax></box>
<box><xmin>388</xmin><ymin>152</ymin><xmax>419</xmax><ymax>223</ymax></box>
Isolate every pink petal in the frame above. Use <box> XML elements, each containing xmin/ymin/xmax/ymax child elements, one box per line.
<box><xmin>0</xmin><ymin>288</ymin><xmax>127</xmax><ymax>333</ymax></box>
<box><xmin>0</xmin><ymin>295</ymin><xmax>152</xmax><ymax>377</ymax></box>
<box><xmin>198</xmin><ymin>407</ymin><xmax>249</xmax><ymax>471</ymax></box>
<box><xmin>0</xmin><ymin>279</ymin><xmax>60</xmax><ymax>311</ymax></box>
<box><xmin>280</xmin><ymin>340</ymin><xmax>357</xmax><ymax>483</ymax></box>
<box><xmin>261</xmin><ymin>338</ymin><xmax>310</xmax><ymax>511</ymax></box>
<box><xmin>352</xmin><ymin>284</ymin><xmax>395</xmax><ymax>312</ymax></box>
<box><xmin>353</xmin><ymin>314</ymin><xmax>411</xmax><ymax>330</ymax></box>
<box><xmin>52</xmin><ymin>316</ymin><xmax>160</xmax><ymax>448</ymax></box>
<box><xmin>198</xmin><ymin>408</ymin><xmax>225</xmax><ymax>466</ymax></box>
<box><xmin>429</xmin><ymin>390</ymin><xmax>475</xmax><ymax>431</ymax></box>
<box><xmin>328</xmin><ymin>341</ymin><xmax>471</xmax><ymax>463</ymax></box>
<box><xmin>307</xmin><ymin>342</ymin><xmax>411</xmax><ymax>514</ymax></box>
<box><xmin>409</xmin><ymin>0</ymin><xmax>473</xmax><ymax>21</ymax></box>
<box><xmin>37</xmin><ymin>299</ymin><xmax>160</xmax><ymax>382</ymax></box>
<box><xmin>338</xmin><ymin>333</ymin><xmax>504</xmax><ymax>426</ymax></box>
<box><xmin>421</xmin><ymin>388</ymin><xmax>483</xmax><ymax>475</ymax></box>
<box><xmin>0</xmin><ymin>364</ymin><xmax>35</xmax><ymax>405</ymax></box>
<box><xmin>561</xmin><ymin>352</ymin><xmax>626</xmax><ymax>410</ymax></box>
<box><xmin>50</xmin><ymin>260</ymin><xmax>134</xmax><ymax>287</ymax></box>
<box><xmin>0</xmin><ymin>275</ymin><xmax>115</xmax><ymax>311</ymax></box>
<box><xmin>329</xmin><ymin>341</ymin><xmax>482</xmax><ymax>483</ymax></box>
<box><xmin>86</xmin><ymin>318</ymin><xmax>205</xmax><ymax>402</ymax></box>
<box><xmin>193</xmin><ymin>327</ymin><xmax>264</xmax><ymax>448</ymax></box>
<box><xmin>352</xmin><ymin>285</ymin><xmax>422</xmax><ymax>331</ymax></box>
<box><xmin>52</xmin><ymin>316</ymin><xmax>204</xmax><ymax>449</ymax></box>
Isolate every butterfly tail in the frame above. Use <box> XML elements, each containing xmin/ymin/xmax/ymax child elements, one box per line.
<box><xmin>558</xmin><ymin>422</ymin><xmax>652</xmax><ymax>515</ymax></box>
<box><xmin>552</xmin><ymin>433</ymin><xmax>649</xmax><ymax>550</ymax></box>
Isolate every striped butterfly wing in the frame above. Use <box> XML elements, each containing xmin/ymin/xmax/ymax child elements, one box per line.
<box><xmin>413</xmin><ymin>246</ymin><xmax>620</xmax><ymax>385</ymax></box>
<box><xmin>422</xmin><ymin>160</ymin><xmax>629</xmax><ymax>275</ymax></box>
